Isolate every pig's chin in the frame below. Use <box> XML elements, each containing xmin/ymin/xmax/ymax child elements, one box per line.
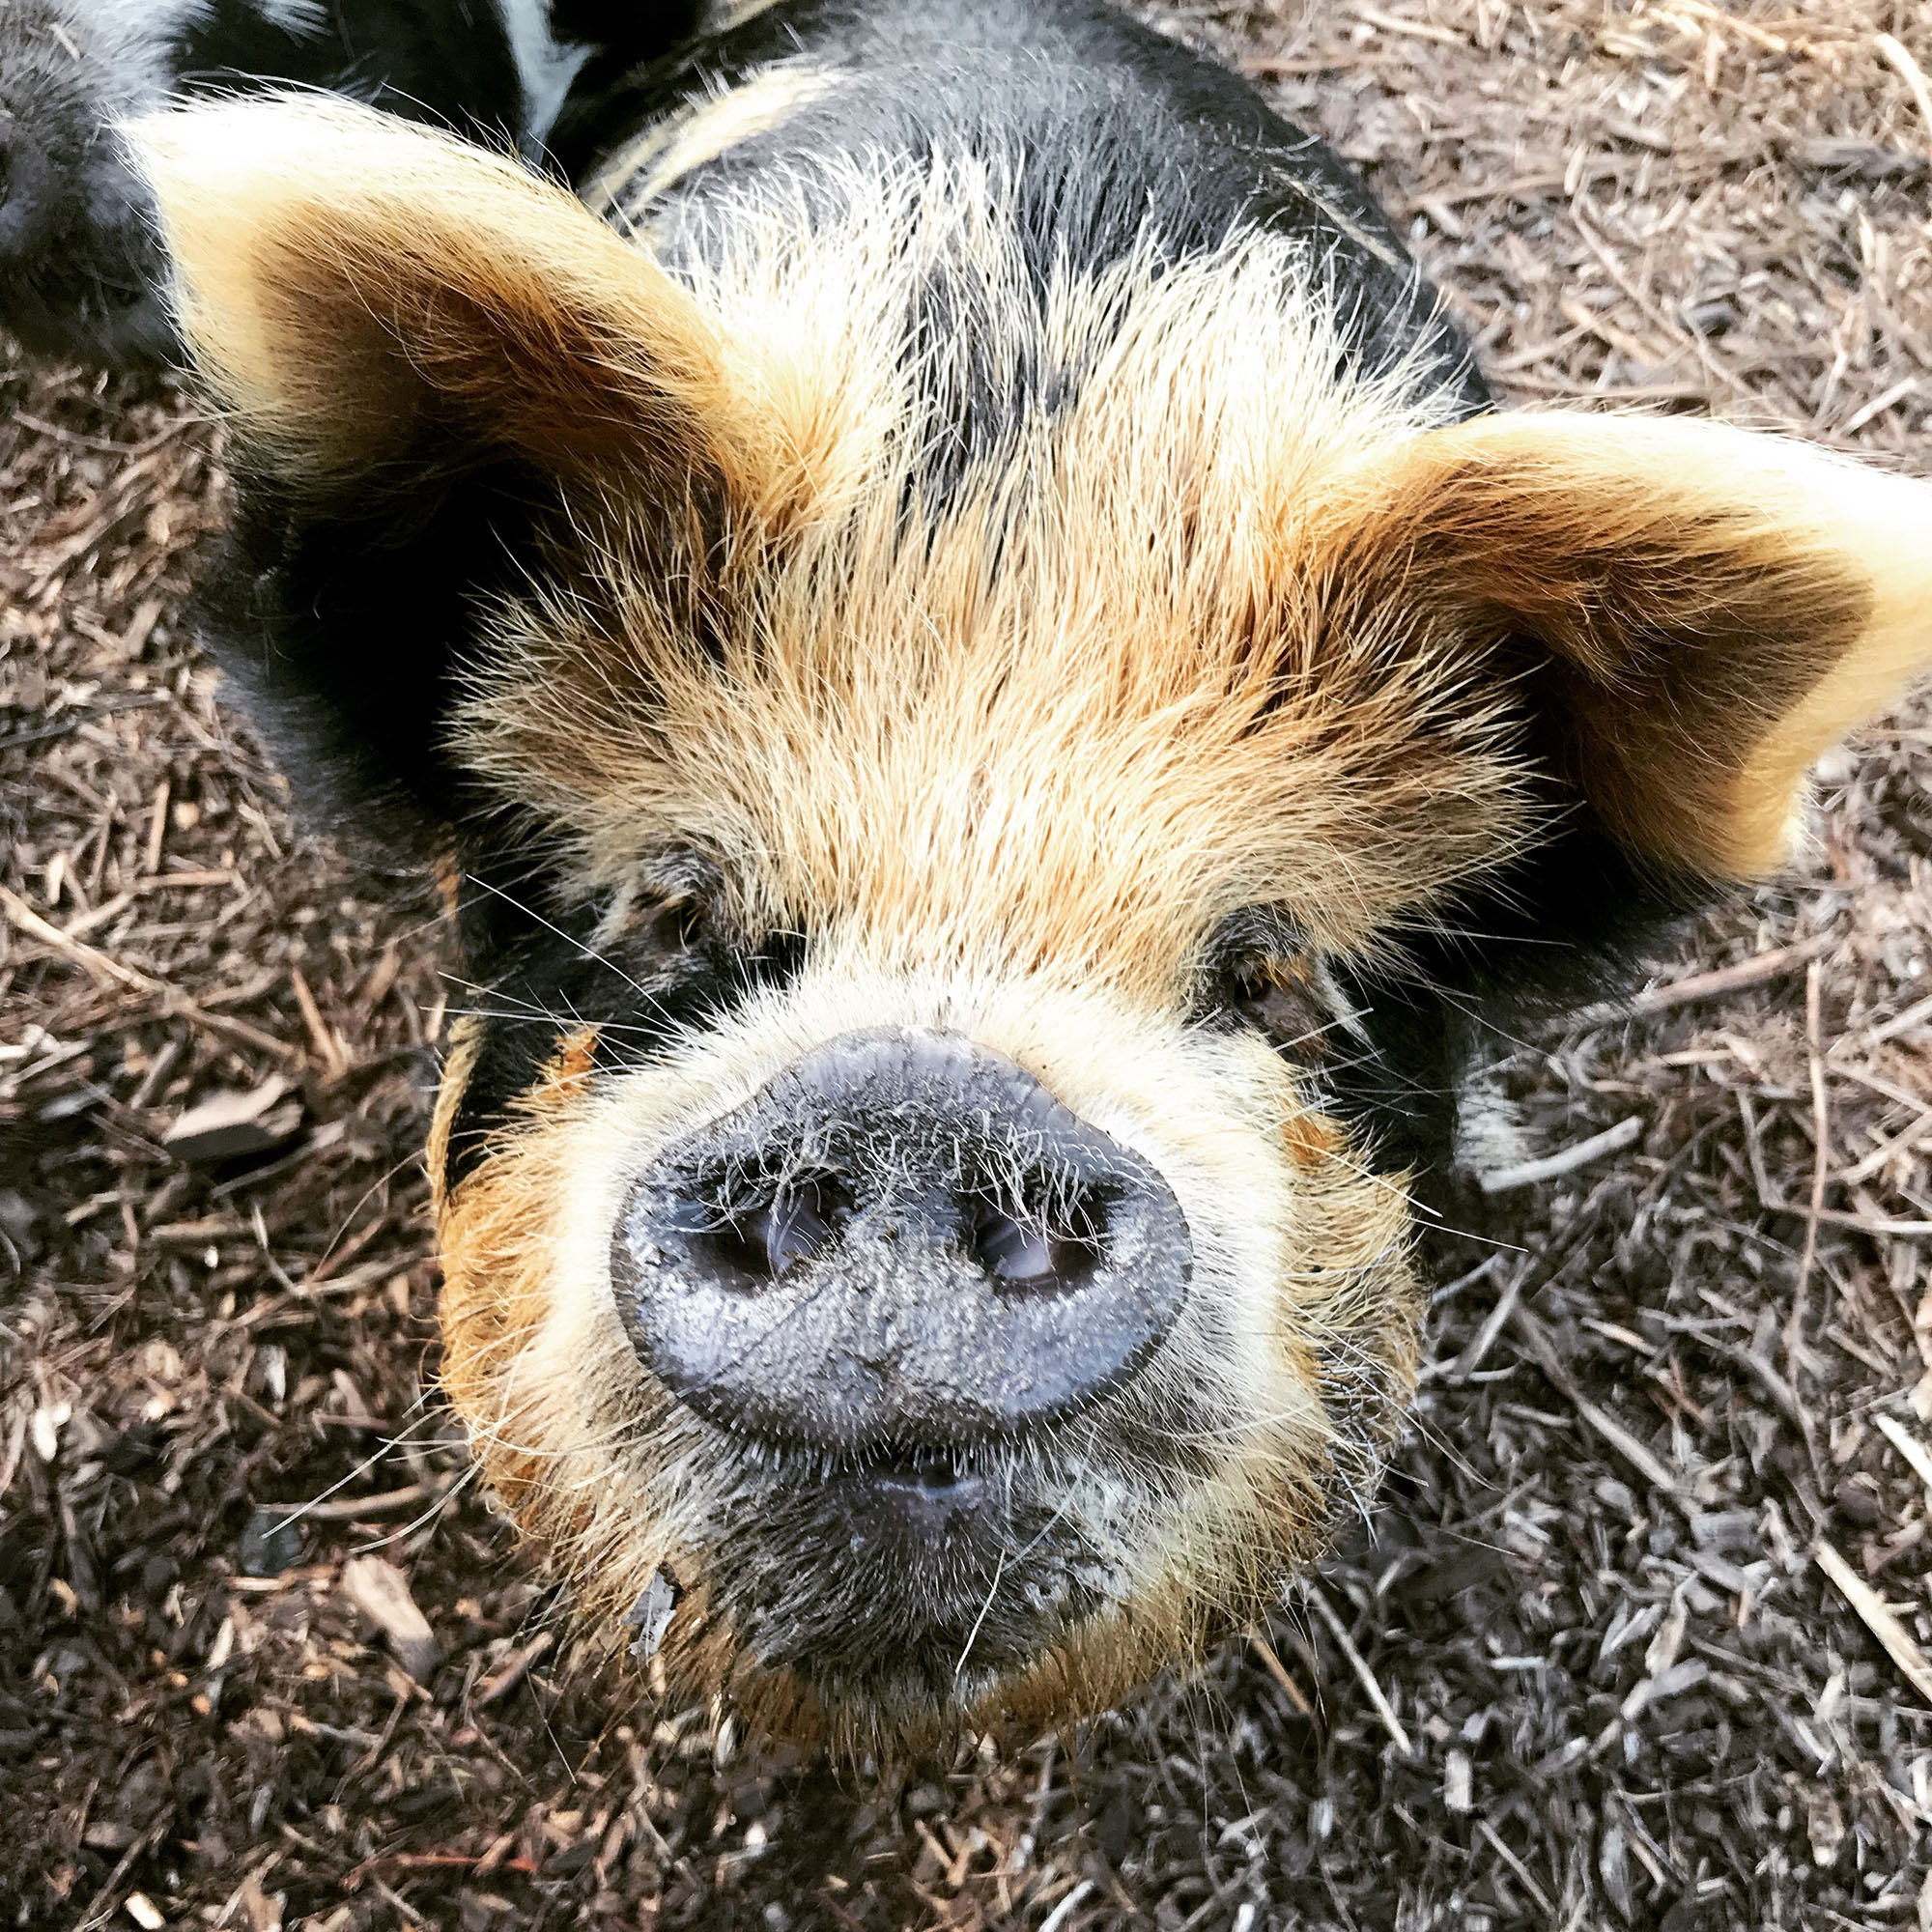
<box><xmin>662</xmin><ymin>1374</ymin><xmax>1377</xmax><ymax>1747</ymax></box>
<box><xmin>692</xmin><ymin>1433</ymin><xmax>1148</xmax><ymax>1721</ymax></box>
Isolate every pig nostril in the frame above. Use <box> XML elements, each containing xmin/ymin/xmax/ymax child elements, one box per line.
<box><xmin>969</xmin><ymin>1190</ymin><xmax>1104</xmax><ymax>1293</ymax></box>
<box><xmin>749</xmin><ymin>1179</ymin><xmax>838</xmax><ymax>1277</ymax></box>
<box><xmin>696</xmin><ymin>1171</ymin><xmax>846</xmax><ymax>1285</ymax></box>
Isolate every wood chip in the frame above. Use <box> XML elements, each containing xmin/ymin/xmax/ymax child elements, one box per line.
<box><xmin>474</xmin><ymin>1630</ymin><xmax>555</xmax><ymax>1706</ymax></box>
<box><xmin>1813</xmin><ymin>1539</ymin><xmax>1932</xmax><ymax>1707</ymax></box>
<box><xmin>1354</xmin><ymin>6</ymin><xmax>1465</xmax><ymax>46</ymax></box>
<box><xmin>338</xmin><ymin>1555</ymin><xmax>441</xmax><ymax>1683</ymax></box>
<box><xmin>1874</xmin><ymin>1413</ymin><xmax>1932</xmax><ymax>1505</ymax></box>
<box><xmin>1037</xmin><ymin>1879</ymin><xmax>1096</xmax><ymax>1932</ymax></box>
<box><xmin>1511</xmin><ymin>1306</ymin><xmax>1688</xmax><ymax>1498</ymax></box>
<box><xmin>162</xmin><ymin>1077</ymin><xmax>304</xmax><ymax>1165</ymax></box>
<box><xmin>1878</xmin><ymin>32</ymin><xmax>1932</xmax><ymax>151</ymax></box>
<box><xmin>290</xmin><ymin>967</ymin><xmax>351</xmax><ymax>1082</ymax></box>
<box><xmin>1476</xmin><ymin>1820</ymin><xmax>1556</xmax><ymax>1918</ymax></box>
<box><xmin>1246</xmin><ymin>1626</ymin><xmax>1315</xmax><ymax>1718</ymax></box>
<box><xmin>294</xmin><ymin>1480</ymin><xmax>450</xmax><ymax>1524</ymax></box>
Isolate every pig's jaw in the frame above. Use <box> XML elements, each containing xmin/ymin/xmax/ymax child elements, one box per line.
<box><xmin>433</xmin><ymin>958</ymin><xmax>1420</xmax><ymax>1748</ymax></box>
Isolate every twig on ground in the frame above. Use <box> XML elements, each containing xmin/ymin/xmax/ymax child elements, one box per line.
<box><xmin>1478</xmin><ymin>1116</ymin><xmax>1643</xmax><ymax>1195</ymax></box>
<box><xmin>1037</xmin><ymin>1878</ymin><xmax>1096</xmax><ymax>1932</ymax></box>
<box><xmin>1865</xmin><ymin>989</ymin><xmax>1932</xmax><ymax>1045</ymax></box>
<box><xmin>1445</xmin><ymin>1257</ymin><xmax>1533</xmax><ymax>1378</ymax></box>
<box><xmin>1</xmin><ymin>884</ymin><xmax>300</xmax><ymax>1063</ymax></box>
<box><xmin>1570</xmin><ymin>939</ymin><xmax>1828</xmax><ymax>1026</ymax></box>
<box><xmin>1511</xmin><ymin>1305</ymin><xmax>1687</xmax><ymax>1499</ymax></box>
<box><xmin>1476</xmin><ymin>1820</ymin><xmax>1557</xmax><ymax>1918</ymax></box>
<box><xmin>283</xmin><ymin>1479</ymin><xmax>453</xmax><ymax>1525</ymax></box>
<box><xmin>475</xmin><ymin>1630</ymin><xmax>557</xmax><ymax>1707</ymax></box>
<box><xmin>1813</xmin><ymin>1539</ymin><xmax>1932</xmax><ymax>1706</ymax></box>
<box><xmin>345</xmin><ymin>1850</ymin><xmax>539</xmax><ymax>1889</ymax></box>
<box><xmin>1305</xmin><ymin>1586</ymin><xmax>1413</xmax><ymax>1758</ymax></box>
<box><xmin>1246</xmin><ymin>1627</ymin><xmax>1316</xmax><ymax>1719</ymax></box>
<box><xmin>1791</xmin><ymin>961</ymin><xmax>1830</xmax><ymax>1353</ymax></box>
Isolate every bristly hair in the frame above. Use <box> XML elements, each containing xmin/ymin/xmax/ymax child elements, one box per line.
<box><xmin>130</xmin><ymin>0</ymin><xmax>1932</xmax><ymax>1750</ymax></box>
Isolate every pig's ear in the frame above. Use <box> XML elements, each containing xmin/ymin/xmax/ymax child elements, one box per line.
<box><xmin>1324</xmin><ymin>410</ymin><xmax>1932</xmax><ymax>880</ymax></box>
<box><xmin>129</xmin><ymin>96</ymin><xmax>775</xmax><ymax>835</ymax></box>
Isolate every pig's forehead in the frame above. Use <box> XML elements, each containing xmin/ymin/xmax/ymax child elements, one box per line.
<box><xmin>444</xmin><ymin>234</ymin><xmax>1533</xmax><ymax>964</ymax></box>
<box><xmin>457</xmin><ymin>554</ymin><xmax>1531</xmax><ymax>976</ymax></box>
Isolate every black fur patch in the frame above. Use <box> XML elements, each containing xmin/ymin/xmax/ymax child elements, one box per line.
<box><xmin>555</xmin><ymin>0</ymin><xmax>1486</xmax><ymax>497</ymax></box>
<box><xmin>170</xmin><ymin>1</ymin><xmax>525</xmax><ymax>147</ymax></box>
<box><xmin>442</xmin><ymin>866</ymin><xmax>808</xmax><ymax>1188</ymax></box>
<box><xmin>191</xmin><ymin>451</ymin><xmax>559</xmax><ymax>842</ymax></box>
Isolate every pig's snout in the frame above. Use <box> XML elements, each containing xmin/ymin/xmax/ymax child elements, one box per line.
<box><xmin>0</xmin><ymin>103</ymin><xmax>174</xmax><ymax>365</ymax></box>
<box><xmin>611</xmin><ymin>1029</ymin><xmax>1192</xmax><ymax>1451</ymax></box>
<box><xmin>0</xmin><ymin>123</ymin><xmax>61</xmax><ymax>263</ymax></box>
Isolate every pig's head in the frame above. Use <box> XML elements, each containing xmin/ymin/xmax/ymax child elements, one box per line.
<box><xmin>0</xmin><ymin>0</ymin><xmax>548</xmax><ymax>367</ymax></box>
<box><xmin>135</xmin><ymin>99</ymin><xmax>1932</xmax><ymax>1752</ymax></box>
<box><xmin>0</xmin><ymin>0</ymin><xmax>179</xmax><ymax>363</ymax></box>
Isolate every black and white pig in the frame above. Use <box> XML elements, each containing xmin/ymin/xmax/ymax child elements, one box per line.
<box><xmin>128</xmin><ymin>0</ymin><xmax>1932</xmax><ymax>1754</ymax></box>
<box><xmin>0</xmin><ymin>0</ymin><xmax>700</xmax><ymax>363</ymax></box>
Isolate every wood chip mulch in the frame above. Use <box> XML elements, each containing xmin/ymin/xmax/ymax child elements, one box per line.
<box><xmin>5</xmin><ymin>3</ymin><xmax>1932</xmax><ymax>1927</ymax></box>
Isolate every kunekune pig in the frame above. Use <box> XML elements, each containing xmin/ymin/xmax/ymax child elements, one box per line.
<box><xmin>128</xmin><ymin>0</ymin><xmax>1932</xmax><ymax>1754</ymax></box>
<box><xmin>0</xmin><ymin>0</ymin><xmax>701</xmax><ymax>365</ymax></box>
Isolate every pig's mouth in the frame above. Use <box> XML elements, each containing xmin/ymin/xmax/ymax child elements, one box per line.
<box><xmin>686</xmin><ymin>1426</ymin><xmax>1151</xmax><ymax>1715</ymax></box>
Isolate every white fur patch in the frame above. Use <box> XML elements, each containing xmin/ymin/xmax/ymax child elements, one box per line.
<box><xmin>494</xmin><ymin>0</ymin><xmax>592</xmax><ymax>148</ymax></box>
<box><xmin>40</xmin><ymin>0</ymin><xmax>213</xmax><ymax>99</ymax></box>
<box><xmin>253</xmin><ymin>0</ymin><xmax>328</xmax><ymax>35</ymax></box>
<box><xmin>1451</xmin><ymin>1053</ymin><xmax>1529</xmax><ymax>1178</ymax></box>
<box><xmin>71</xmin><ymin>0</ymin><xmax>214</xmax><ymax>37</ymax></box>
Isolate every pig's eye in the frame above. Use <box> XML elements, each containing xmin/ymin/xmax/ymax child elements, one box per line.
<box><xmin>636</xmin><ymin>898</ymin><xmax>706</xmax><ymax>963</ymax></box>
<box><xmin>1225</xmin><ymin>956</ymin><xmax>1336</xmax><ymax>1064</ymax></box>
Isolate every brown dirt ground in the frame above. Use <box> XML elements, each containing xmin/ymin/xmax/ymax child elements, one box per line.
<box><xmin>6</xmin><ymin>2</ymin><xmax>1932</xmax><ymax>1927</ymax></box>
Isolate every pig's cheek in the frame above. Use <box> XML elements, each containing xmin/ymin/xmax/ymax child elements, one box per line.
<box><xmin>429</xmin><ymin>1040</ymin><xmax>647</xmax><ymax>1540</ymax></box>
<box><xmin>1145</xmin><ymin>1122</ymin><xmax>1420</xmax><ymax>1576</ymax></box>
<box><xmin>1106</xmin><ymin>1048</ymin><xmax>1319</xmax><ymax>1432</ymax></box>
<box><xmin>435</xmin><ymin>1121</ymin><xmax>577</xmax><ymax>1525</ymax></box>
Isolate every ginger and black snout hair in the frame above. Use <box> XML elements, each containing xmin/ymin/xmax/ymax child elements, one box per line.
<box><xmin>130</xmin><ymin>0</ymin><xmax>1932</xmax><ymax>1750</ymax></box>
